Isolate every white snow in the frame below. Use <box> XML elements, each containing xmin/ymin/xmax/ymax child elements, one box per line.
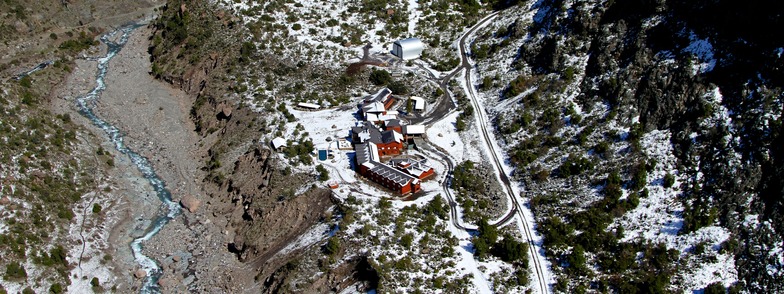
<box><xmin>277</xmin><ymin>222</ymin><xmax>331</xmax><ymax>256</ymax></box>
<box><xmin>614</xmin><ymin>130</ymin><xmax>737</xmax><ymax>291</ymax></box>
<box><xmin>683</xmin><ymin>31</ymin><xmax>716</xmax><ymax>74</ymax></box>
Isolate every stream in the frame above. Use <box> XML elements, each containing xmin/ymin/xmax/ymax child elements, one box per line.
<box><xmin>74</xmin><ymin>24</ymin><xmax>180</xmax><ymax>293</ymax></box>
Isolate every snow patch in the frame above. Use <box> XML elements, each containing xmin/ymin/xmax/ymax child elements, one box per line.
<box><xmin>683</xmin><ymin>31</ymin><xmax>716</xmax><ymax>74</ymax></box>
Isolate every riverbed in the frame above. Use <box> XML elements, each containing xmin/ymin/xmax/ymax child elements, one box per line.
<box><xmin>55</xmin><ymin>23</ymin><xmax>248</xmax><ymax>292</ymax></box>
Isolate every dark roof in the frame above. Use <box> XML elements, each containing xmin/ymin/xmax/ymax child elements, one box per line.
<box><xmin>352</xmin><ymin>124</ymin><xmax>382</xmax><ymax>143</ymax></box>
<box><xmin>380</xmin><ymin>130</ymin><xmax>400</xmax><ymax>144</ymax></box>
<box><xmin>365</xmin><ymin>88</ymin><xmax>392</xmax><ymax>104</ymax></box>
<box><xmin>374</xmin><ymin>88</ymin><xmax>392</xmax><ymax>102</ymax></box>
<box><xmin>355</xmin><ymin>143</ymin><xmax>373</xmax><ymax>164</ymax></box>
<box><xmin>385</xmin><ymin>119</ymin><xmax>402</xmax><ymax>127</ymax></box>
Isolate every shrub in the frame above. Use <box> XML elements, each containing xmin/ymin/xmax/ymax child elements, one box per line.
<box><xmin>663</xmin><ymin>173</ymin><xmax>675</xmax><ymax>188</ymax></box>
<box><xmin>369</xmin><ymin>69</ymin><xmax>392</xmax><ymax>86</ymax></box>
<box><xmin>5</xmin><ymin>262</ymin><xmax>27</xmax><ymax>280</ymax></box>
<box><xmin>559</xmin><ymin>154</ymin><xmax>594</xmax><ymax>177</ymax></box>
<box><xmin>493</xmin><ymin>235</ymin><xmax>528</xmax><ymax>262</ymax></box>
<box><xmin>292</xmin><ymin>23</ymin><xmax>302</xmax><ymax>30</ymax></box>
<box><xmin>704</xmin><ymin>282</ymin><xmax>726</xmax><ymax>294</ymax></box>
<box><xmin>92</xmin><ymin>203</ymin><xmax>102</xmax><ymax>214</ymax></box>
<box><xmin>50</xmin><ymin>283</ymin><xmax>66</xmax><ymax>293</ymax></box>
<box><xmin>316</xmin><ymin>164</ymin><xmax>329</xmax><ymax>181</ymax></box>
<box><xmin>324</xmin><ymin>236</ymin><xmax>340</xmax><ymax>256</ymax></box>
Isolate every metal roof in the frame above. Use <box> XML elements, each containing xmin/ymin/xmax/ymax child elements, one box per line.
<box><xmin>393</xmin><ymin>38</ymin><xmax>423</xmax><ymax>48</ymax></box>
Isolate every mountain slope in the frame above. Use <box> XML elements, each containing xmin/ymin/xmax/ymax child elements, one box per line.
<box><xmin>469</xmin><ymin>0</ymin><xmax>782</xmax><ymax>292</ymax></box>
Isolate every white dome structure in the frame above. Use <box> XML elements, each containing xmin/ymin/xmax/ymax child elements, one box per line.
<box><xmin>392</xmin><ymin>38</ymin><xmax>424</xmax><ymax>60</ymax></box>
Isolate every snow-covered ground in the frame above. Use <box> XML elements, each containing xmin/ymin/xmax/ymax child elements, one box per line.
<box><xmin>614</xmin><ymin>130</ymin><xmax>737</xmax><ymax>291</ymax></box>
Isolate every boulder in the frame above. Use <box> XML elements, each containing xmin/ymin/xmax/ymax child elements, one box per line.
<box><xmin>0</xmin><ymin>196</ymin><xmax>9</xmax><ymax>205</ymax></box>
<box><xmin>180</xmin><ymin>194</ymin><xmax>201</xmax><ymax>213</ymax></box>
<box><xmin>172</xmin><ymin>255</ymin><xmax>181</xmax><ymax>262</ymax></box>
<box><xmin>134</xmin><ymin>269</ymin><xmax>147</xmax><ymax>279</ymax></box>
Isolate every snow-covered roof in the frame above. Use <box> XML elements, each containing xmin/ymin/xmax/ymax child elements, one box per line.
<box><xmin>393</xmin><ymin>38</ymin><xmax>423</xmax><ymax>49</ymax></box>
<box><xmin>366</xmin><ymin>88</ymin><xmax>392</xmax><ymax>103</ymax></box>
<box><xmin>355</xmin><ymin>142</ymin><xmax>380</xmax><ymax>164</ymax></box>
<box><xmin>378</xmin><ymin>114</ymin><xmax>398</xmax><ymax>121</ymax></box>
<box><xmin>366</xmin><ymin>113</ymin><xmax>381</xmax><ymax>122</ymax></box>
<box><xmin>368</xmin><ymin>163</ymin><xmax>416</xmax><ymax>187</ymax></box>
<box><xmin>403</xmin><ymin>124</ymin><xmax>426</xmax><ymax>135</ymax></box>
<box><xmin>297</xmin><ymin>102</ymin><xmax>321</xmax><ymax>109</ymax></box>
<box><xmin>363</xmin><ymin>101</ymin><xmax>386</xmax><ymax>114</ymax></box>
<box><xmin>410</xmin><ymin>96</ymin><xmax>425</xmax><ymax>110</ymax></box>
<box><xmin>271</xmin><ymin>137</ymin><xmax>287</xmax><ymax>149</ymax></box>
<box><xmin>392</xmin><ymin>38</ymin><xmax>424</xmax><ymax>60</ymax></box>
<box><xmin>381</xmin><ymin>130</ymin><xmax>404</xmax><ymax>144</ymax></box>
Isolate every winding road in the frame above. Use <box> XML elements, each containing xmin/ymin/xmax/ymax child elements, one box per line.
<box><xmin>418</xmin><ymin>11</ymin><xmax>552</xmax><ymax>294</ymax></box>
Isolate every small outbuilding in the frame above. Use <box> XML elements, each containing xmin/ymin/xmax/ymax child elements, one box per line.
<box><xmin>271</xmin><ymin>137</ymin><xmax>287</xmax><ymax>152</ymax></box>
<box><xmin>410</xmin><ymin>96</ymin><xmax>425</xmax><ymax>112</ymax></box>
<box><xmin>297</xmin><ymin>102</ymin><xmax>321</xmax><ymax>110</ymax></box>
<box><xmin>403</xmin><ymin>125</ymin><xmax>426</xmax><ymax>137</ymax></box>
<box><xmin>392</xmin><ymin>38</ymin><xmax>424</xmax><ymax>60</ymax></box>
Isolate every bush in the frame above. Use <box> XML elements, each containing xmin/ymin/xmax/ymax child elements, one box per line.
<box><xmin>315</xmin><ymin>164</ymin><xmax>329</xmax><ymax>181</ymax></box>
<box><xmin>5</xmin><ymin>262</ymin><xmax>27</xmax><ymax>280</ymax></box>
<box><xmin>703</xmin><ymin>282</ymin><xmax>726</xmax><ymax>294</ymax></box>
<box><xmin>663</xmin><ymin>173</ymin><xmax>675</xmax><ymax>188</ymax></box>
<box><xmin>493</xmin><ymin>235</ymin><xmax>528</xmax><ymax>262</ymax></box>
<box><xmin>559</xmin><ymin>154</ymin><xmax>594</xmax><ymax>177</ymax></box>
<box><xmin>369</xmin><ymin>69</ymin><xmax>392</xmax><ymax>86</ymax></box>
<box><xmin>92</xmin><ymin>203</ymin><xmax>102</xmax><ymax>214</ymax></box>
<box><xmin>324</xmin><ymin>236</ymin><xmax>340</xmax><ymax>256</ymax></box>
<box><xmin>50</xmin><ymin>283</ymin><xmax>64</xmax><ymax>294</ymax></box>
<box><xmin>292</xmin><ymin>23</ymin><xmax>302</xmax><ymax>30</ymax></box>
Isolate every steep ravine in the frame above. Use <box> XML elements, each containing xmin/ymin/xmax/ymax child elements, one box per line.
<box><xmin>145</xmin><ymin>1</ymin><xmax>371</xmax><ymax>291</ymax></box>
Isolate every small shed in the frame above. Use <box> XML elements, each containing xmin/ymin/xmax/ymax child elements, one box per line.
<box><xmin>403</xmin><ymin>125</ymin><xmax>426</xmax><ymax>136</ymax></box>
<box><xmin>410</xmin><ymin>96</ymin><xmax>425</xmax><ymax>112</ymax></box>
<box><xmin>392</xmin><ymin>38</ymin><xmax>424</xmax><ymax>60</ymax></box>
<box><xmin>271</xmin><ymin>137</ymin><xmax>287</xmax><ymax>152</ymax></box>
<box><xmin>297</xmin><ymin>102</ymin><xmax>321</xmax><ymax>110</ymax></box>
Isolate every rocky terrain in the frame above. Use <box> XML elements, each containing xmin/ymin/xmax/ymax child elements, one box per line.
<box><xmin>2</xmin><ymin>0</ymin><xmax>782</xmax><ymax>293</ymax></box>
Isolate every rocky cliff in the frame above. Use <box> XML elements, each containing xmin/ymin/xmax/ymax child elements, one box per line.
<box><xmin>147</xmin><ymin>0</ymin><xmax>347</xmax><ymax>289</ymax></box>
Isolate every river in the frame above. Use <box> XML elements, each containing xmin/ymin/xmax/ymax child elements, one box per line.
<box><xmin>74</xmin><ymin>24</ymin><xmax>180</xmax><ymax>294</ymax></box>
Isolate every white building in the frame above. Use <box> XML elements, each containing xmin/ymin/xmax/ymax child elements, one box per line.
<box><xmin>410</xmin><ymin>96</ymin><xmax>425</xmax><ymax>112</ymax></box>
<box><xmin>297</xmin><ymin>102</ymin><xmax>321</xmax><ymax>110</ymax></box>
<box><xmin>271</xmin><ymin>137</ymin><xmax>287</xmax><ymax>152</ymax></box>
<box><xmin>403</xmin><ymin>125</ymin><xmax>426</xmax><ymax>136</ymax></box>
<box><xmin>392</xmin><ymin>38</ymin><xmax>424</xmax><ymax>60</ymax></box>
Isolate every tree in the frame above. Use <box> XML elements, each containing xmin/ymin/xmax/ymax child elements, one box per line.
<box><xmin>316</xmin><ymin>164</ymin><xmax>329</xmax><ymax>181</ymax></box>
<box><xmin>50</xmin><ymin>283</ymin><xmax>64</xmax><ymax>294</ymax></box>
<box><xmin>493</xmin><ymin>235</ymin><xmax>528</xmax><ymax>262</ymax></box>
<box><xmin>5</xmin><ymin>262</ymin><xmax>27</xmax><ymax>280</ymax></box>
<box><xmin>369</xmin><ymin>69</ymin><xmax>392</xmax><ymax>86</ymax></box>
<box><xmin>566</xmin><ymin>245</ymin><xmax>587</xmax><ymax>276</ymax></box>
<box><xmin>704</xmin><ymin>282</ymin><xmax>726</xmax><ymax>294</ymax></box>
<box><xmin>477</xmin><ymin>218</ymin><xmax>498</xmax><ymax>244</ymax></box>
<box><xmin>388</xmin><ymin>80</ymin><xmax>409</xmax><ymax>95</ymax></box>
<box><xmin>324</xmin><ymin>236</ymin><xmax>340</xmax><ymax>256</ymax></box>
<box><xmin>663</xmin><ymin>173</ymin><xmax>675</xmax><ymax>188</ymax></box>
<box><xmin>400</xmin><ymin>233</ymin><xmax>414</xmax><ymax>249</ymax></box>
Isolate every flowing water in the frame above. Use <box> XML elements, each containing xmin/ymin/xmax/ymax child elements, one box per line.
<box><xmin>74</xmin><ymin>24</ymin><xmax>181</xmax><ymax>293</ymax></box>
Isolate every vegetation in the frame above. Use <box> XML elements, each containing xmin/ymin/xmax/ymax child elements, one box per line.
<box><xmin>316</xmin><ymin>164</ymin><xmax>329</xmax><ymax>181</ymax></box>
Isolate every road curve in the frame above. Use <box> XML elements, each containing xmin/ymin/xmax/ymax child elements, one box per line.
<box><xmin>455</xmin><ymin>12</ymin><xmax>551</xmax><ymax>294</ymax></box>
